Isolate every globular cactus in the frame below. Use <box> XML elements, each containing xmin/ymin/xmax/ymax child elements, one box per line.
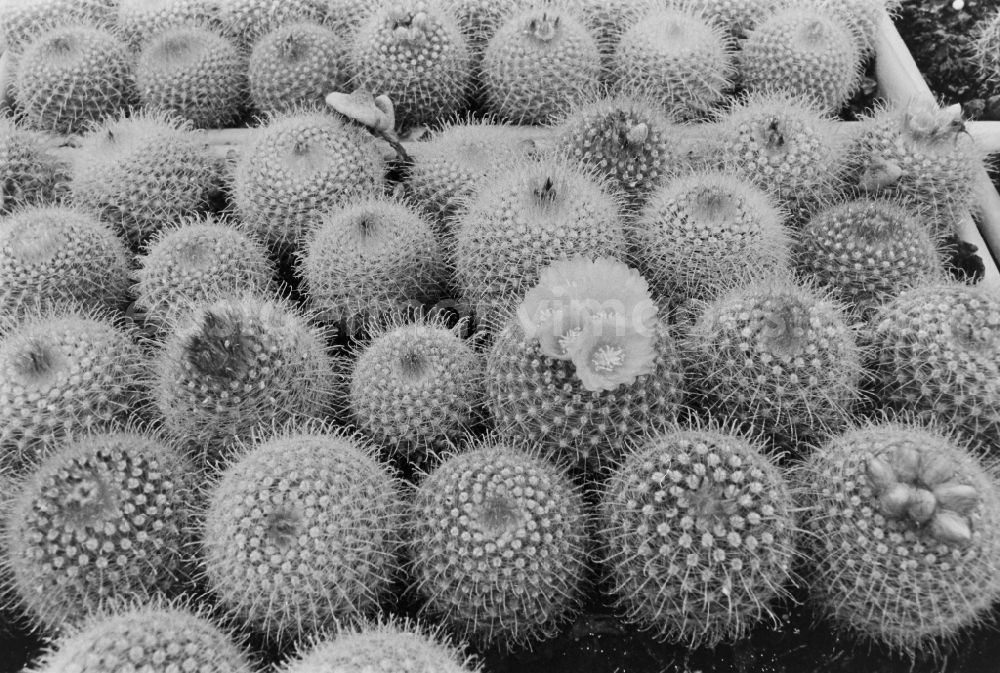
<box><xmin>0</xmin><ymin>118</ymin><xmax>67</xmax><ymax>214</ymax></box>
<box><xmin>152</xmin><ymin>294</ymin><xmax>338</xmax><ymax>462</ymax></box>
<box><xmin>409</xmin><ymin>437</ymin><xmax>589</xmax><ymax>650</ymax></box>
<box><xmin>297</xmin><ymin>195</ymin><xmax>446</xmax><ymax>333</ymax></box>
<box><xmin>15</xmin><ymin>25</ymin><xmax>134</xmax><ymax>134</ymax></box>
<box><xmin>0</xmin><ymin>205</ymin><xmax>130</xmax><ymax>324</ymax></box>
<box><xmin>709</xmin><ymin>91</ymin><xmax>853</xmax><ymax>214</ymax></box>
<box><xmin>682</xmin><ymin>276</ymin><xmax>863</xmax><ymax>450</ymax></box>
<box><xmin>114</xmin><ymin>0</ymin><xmax>219</xmax><ymax>52</ymax></box>
<box><xmin>739</xmin><ymin>3</ymin><xmax>864</xmax><ymax>114</ymax></box>
<box><xmin>250</xmin><ymin>21</ymin><xmax>348</xmax><ymax>115</ymax></box>
<box><xmin>553</xmin><ymin>94</ymin><xmax>681</xmax><ymax>208</ymax></box>
<box><xmin>974</xmin><ymin>8</ymin><xmax>1000</xmax><ymax>86</ymax></box>
<box><xmin>579</xmin><ymin>0</ymin><xmax>658</xmax><ymax>61</ymax></box>
<box><xmin>349</xmin><ymin>0</ymin><xmax>473</xmax><ymax>130</ymax></box>
<box><xmin>601</xmin><ymin>426</ymin><xmax>798</xmax><ymax>647</ymax></box>
<box><xmin>2</xmin><ymin>430</ymin><xmax>196</xmax><ymax>632</ymax></box>
<box><xmin>795</xmin><ymin>197</ymin><xmax>944</xmax><ymax>319</ymax></box>
<box><xmin>0</xmin><ymin>308</ymin><xmax>147</xmax><ymax>468</ymax></box>
<box><xmin>481</xmin><ymin>3</ymin><xmax>602</xmax><ymax>125</ymax></box>
<box><xmin>487</xmin><ymin>257</ymin><xmax>685</xmax><ymax>467</ymax></box>
<box><xmin>814</xmin><ymin>0</ymin><xmax>900</xmax><ymax>55</ymax></box>
<box><xmin>406</xmin><ymin>118</ymin><xmax>535</xmax><ymax>221</ymax></box>
<box><xmin>279</xmin><ymin>618</ymin><xmax>480</xmax><ymax>673</ymax></box>
<box><xmin>70</xmin><ymin>109</ymin><xmax>218</xmax><ymax>247</ymax></box>
<box><xmin>26</xmin><ymin>602</ymin><xmax>255</xmax><ymax>673</ymax></box>
<box><xmin>231</xmin><ymin>109</ymin><xmax>384</xmax><ymax>253</ymax></box>
<box><xmin>853</xmin><ymin>100</ymin><xmax>984</xmax><ymax>236</ymax></box>
<box><xmin>452</xmin><ymin>153</ymin><xmax>625</xmax><ymax>328</ymax></box>
<box><xmin>797</xmin><ymin>422</ymin><xmax>1000</xmax><ymax>655</ymax></box>
<box><xmin>132</xmin><ymin>215</ymin><xmax>276</xmax><ymax>332</ymax></box>
<box><xmin>678</xmin><ymin>0</ymin><xmax>782</xmax><ymax>38</ymax></box>
<box><xmin>613</xmin><ymin>5</ymin><xmax>734</xmax><ymax>121</ymax></box>
<box><xmin>136</xmin><ymin>24</ymin><xmax>246</xmax><ymax>129</ymax></box>
<box><xmin>869</xmin><ymin>283</ymin><xmax>1000</xmax><ymax>452</ymax></box>
<box><xmin>0</xmin><ymin>0</ymin><xmax>116</xmax><ymax>54</ymax></box>
<box><xmin>629</xmin><ymin>169</ymin><xmax>790</xmax><ymax>308</ymax></box>
<box><xmin>202</xmin><ymin>425</ymin><xmax>403</xmax><ymax>643</ymax></box>
<box><xmin>216</xmin><ymin>0</ymin><xmax>335</xmax><ymax>49</ymax></box>
<box><xmin>440</xmin><ymin>0</ymin><xmax>526</xmax><ymax>54</ymax></box>
<box><xmin>349</xmin><ymin>317</ymin><xmax>482</xmax><ymax>461</ymax></box>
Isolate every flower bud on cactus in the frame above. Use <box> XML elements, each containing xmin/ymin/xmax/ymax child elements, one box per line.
<box><xmin>613</xmin><ymin>5</ymin><xmax>734</xmax><ymax>120</ymax></box>
<box><xmin>26</xmin><ymin>601</ymin><xmax>255</xmax><ymax>673</ymax></box>
<box><xmin>15</xmin><ymin>25</ymin><xmax>134</xmax><ymax>134</ymax></box>
<box><xmin>3</xmin><ymin>430</ymin><xmax>196</xmax><ymax>632</ymax></box>
<box><xmin>0</xmin><ymin>307</ymin><xmax>147</xmax><ymax>468</ymax></box>
<box><xmin>71</xmin><ymin>109</ymin><xmax>218</xmax><ymax>247</ymax></box>
<box><xmin>854</xmin><ymin>100</ymin><xmax>984</xmax><ymax>236</ymax></box>
<box><xmin>250</xmin><ymin>21</ymin><xmax>348</xmax><ymax>115</ymax></box>
<box><xmin>0</xmin><ymin>118</ymin><xmax>67</xmax><ymax>214</ymax></box>
<box><xmin>453</xmin><ymin>153</ymin><xmax>626</xmax><ymax>329</ymax></box>
<box><xmin>481</xmin><ymin>3</ymin><xmax>602</xmax><ymax>125</ymax></box>
<box><xmin>739</xmin><ymin>4</ymin><xmax>864</xmax><ymax>114</ymax></box>
<box><xmin>682</xmin><ymin>276</ymin><xmax>863</xmax><ymax>450</ymax></box>
<box><xmin>1</xmin><ymin>205</ymin><xmax>130</xmax><ymax>324</ymax></box>
<box><xmin>137</xmin><ymin>25</ymin><xmax>246</xmax><ymax>129</ymax></box>
<box><xmin>201</xmin><ymin>424</ymin><xmax>404</xmax><ymax>642</ymax></box>
<box><xmin>629</xmin><ymin>169</ymin><xmax>790</xmax><ymax>308</ymax></box>
<box><xmin>279</xmin><ymin>618</ymin><xmax>480</xmax><ymax>673</ymax></box>
<box><xmin>795</xmin><ymin>197</ymin><xmax>944</xmax><ymax>319</ymax></box>
<box><xmin>409</xmin><ymin>437</ymin><xmax>589</xmax><ymax>650</ymax></box>
<box><xmin>152</xmin><ymin>294</ymin><xmax>338</xmax><ymax>462</ymax></box>
<box><xmin>133</xmin><ymin>215</ymin><xmax>276</xmax><ymax>332</ymax></box>
<box><xmin>601</xmin><ymin>426</ymin><xmax>799</xmax><ymax>646</ymax></box>
<box><xmin>487</xmin><ymin>257</ymin><xmax>685</xmax><ymax>468</ymax></box>
<box><xmin>798</xmin><ymin>422</ymin><xmax>1000</xmax><ymax>655</ymax></box>
<box><xmin>349</xmin><ymin>0</ymin><xmax>473</xmax><ymax>130</ymax></box>
<box><xmin>231</xmin><ymin>109</ymin><xmax>384</xmax><ymax>253</ymax></box>
<box><xmin>869</xmin><ymin>283</ymin><xmax>1000</xmax><ymax>452</ymax></box>
<box><xmin>350</xmin><ymin>316</ymin><xmax>482</xmax><ymax>461</ymax></box>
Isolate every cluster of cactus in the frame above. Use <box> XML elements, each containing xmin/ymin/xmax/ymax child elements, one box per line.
<box><xmin>3</xmin><ymin>0</ymin><xmax>1000</xmax><ymax>670</ymax></box>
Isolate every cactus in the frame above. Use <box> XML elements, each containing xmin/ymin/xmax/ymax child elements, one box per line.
<box><xmin>710</xmin><ymin>91</ymin><xmax>852</xmax><ymax>214</ymax></box>
<box><xmin>869</xmin><ymin>283</ymin><xmax>1000</xmax><ymax>452</ymax></box>
<box><xmin>297</xmin><ymin>195</ymin><xmax>446</xmax><ymax>333</ymax></box>
<box><xmin>0</xmin><ymin>205</ymin><xmax>130</xmax><ymax>324</ymax></box>
<box><xmin>853</xmin><ymin>100</ymin><xmax>983</xmax><ymax>236</ymax></box>
<box><xmin>15</xmin><ymin>25</ymin><xmax>134</xmax><ymax>134</ymax></box>
<box><xmin>739</xmin><ymin>4</ymin><xmax>864</xmax><ymax>114</ymax></box>
<box><xmin>795</xmin><ymin>197</ymin><xmax>944</xmax><ymax>319</ymax></box>
<box><xmin>26</xmin><ymin>601</ymin><xmax>255</xmax><ymax>673</ymax></box>
<box><xmin>250</xmin><ymin>21</ymin><xmax>347</xmax><ymax>115</ymax></box>
<box><xmin>613</xmin><ymin>5</ymin><xmax>734</xmax><ymax>120</ymax></box>
<box><xmin>114</xmin><ymin>0</ymin><xmax>219</xmax><ymax>51</ymax></box>
<box><xmin>0</xmin><ymin>307</ymin><xmax>146</xmax><ymax>468</ymax></box>
<box><xmin>797</xmin><ymin>422</ymin><xmax>1000</xmax><ymax>655</ymax></box>
<box><xmin>3</xmin><ymin>431</ymin><xmax>196</xmax><ymax>632</ymax></box>
<box><xmin>682</xmin><ymin>276</ymin><xmax>863</xmax><ymax>450</ymax></box>
<box><xmin>553</xmin><ymin>94</ymin><xmax>681</xmax><ymax>208</ymax></box>
<box><xmin>136</xmin><ymin>25</ymin><xmax>245</xmax><ymax>129</ymax></box>
<box><xmin>406</xmin><ymin>118</ymin><xmax>534</xmax><ymax>221</ymax></box>
<box><xmin>440</xmin><ymin>0</ymin><xmax>526</xmax><ymax>54</ymax></box>
<box><xmin>0</xmin><ymin>118</ymin><xmax>67</xmax><ymax>214</ymax></box>
<box><xmin>152</xmin><ymin>294</ymin><xmax>338</xmax><ymax>462</ymax></box>
<box><xmin>629</xmin><ymin>169</ymin><xmax>790</xmax><ymax>308</ymax></box>
<box><xmin>133</xmin><ymin>215</ymin><xmax>276</xmax><ymax>332</ymax></box>
<box><xmin>677</xmin><ymin>0</ymin><xmax>782</xmax><ymax>38</ymax></box>
<box><xmin>279</xmin><ymin>618</ymin><xmax>480</xmax><ymax>673</ymax></box>
<box><xmin>216</xmin><ymin>0</ymin><xmax>335</xmax><ymax>49</ymax></box>
<box><xmin>601</xmin><ymin>426</ymin><xmax>798</xmax><ymax>647</ymax></box>
<box><xmin>202</xmin><ymin>424</ymin><xmax>403</xmax><ymax>642</ymax></box>
<box><xmin>974</xmin><ymin>8</ymin><xmax>1000</xmax><ymax>86</ymax></box>
<box><xmin>70</xmin><ymin>109</ymin><xmax>218</xmax><ymax>247</ymax></box>
<box><xmin>349</xmin><ymin>316</ymin><xmax>482</xmax><ymax>461</ymax></box>
<box><xmin>452</xmin><ymin>153</ymin><xmax>625</xmax><ymax>328</ymax></box>
<box><xmin>814</xmin><ymin>0</ymin><xmax>901</xmax><ymax>55</ymax></box>
<box><xmin>481</xmin><ymin>3</ymin><xmax>602</xmax><ymax>125</ymax></box>
<box><xmin>486</xmin><ymin>257</ymin><xmax>685</xmax><ymax>467</ymax></box>
<box><xmin>409</xmin><ymin>436</ymin><xmax>589</xmax><ymax>650</ymax></box>
<box><xmin>231</xmin><ymin>109</ymin><xmax>384</xmax><ymax>253</ymax></box>
<box><xmin>349</xmin><ymin>0</ymin><xmax>473</xmax><ymax>130</ymax></box>
<box><xmin>0</xmin><ymin>0</ymin><xmax>116</xmax><ymax>54</ymax></box>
